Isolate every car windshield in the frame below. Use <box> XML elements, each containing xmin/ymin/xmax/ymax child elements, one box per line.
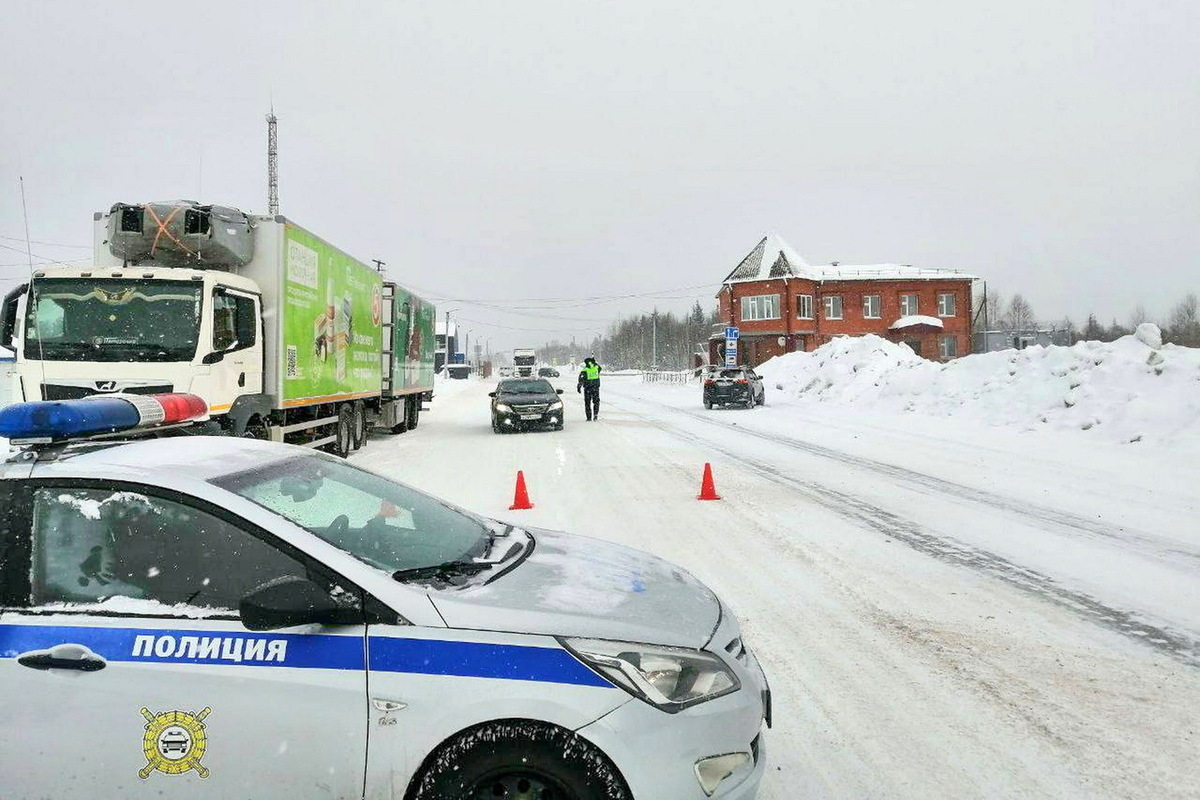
<box><xmin>24</xmin><ymin>278</ymin><xmax>202</xmax><ymax>362</ymax></box>
<box><xmin>500</xmin><ymin>379</ymin><xmax>552</xmax><ymax>394</ymax></box>
<box><xmin>213</xmin><ymin>454</ymin><xmax>491</xmax><ymax>573</ymax></box>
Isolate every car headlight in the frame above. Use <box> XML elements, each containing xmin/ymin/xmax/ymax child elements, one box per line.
<box><xmin>549</xmin><ymin>399</ymin><xmax>563</xmax><ymax>409</ymax></box>
<box><xmin>561</xmin><ymin>638</ymin><xmax>739</xmax><ymax>712</ymax></box>
<box><xmin>495</xmin><ymin>403</ymin><xmax>513</xmax><ymax>413</ymax></box>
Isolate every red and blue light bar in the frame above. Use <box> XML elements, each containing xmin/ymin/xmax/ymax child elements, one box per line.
<box><xmin>0</xmin><ymin>393</ymin><xmax>208</xmax><ymax>443</ymax></box>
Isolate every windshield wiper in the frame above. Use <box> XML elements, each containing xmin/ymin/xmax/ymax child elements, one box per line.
<box><xmin>392</xmin><ymin>561</ymin><xmax>494</xmax><ymax>584</ymax></box>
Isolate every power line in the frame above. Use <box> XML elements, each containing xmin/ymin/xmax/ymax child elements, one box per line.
<box><xmin>0</xmin><ymin>234</ymin><xmax>90</xmax><ymax>249</ymax></box>
<box><xmin>456</xmin><ymin>316</ymin><xmax>607</xmax><ymax>334</ymax></box>
<box><xmin>410</xmin><ymin>280</ymin><xmax>719</xmax><ymax>307</ymax></box>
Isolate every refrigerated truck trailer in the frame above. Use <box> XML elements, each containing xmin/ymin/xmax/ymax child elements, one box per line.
<box><xmin>512</xmin><ymin>348</ymin><xmax>537</xmax><ymax>377</ymax></box>
<box><xmin>0</xmin><ymin>201</ymin><xmax>435</xmax><ymax>456</ymax></box>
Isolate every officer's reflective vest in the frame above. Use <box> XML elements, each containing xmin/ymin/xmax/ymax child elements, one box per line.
<box><xmin>584</xmin><ymin>364</ymin><xmax>600</xmax><ymax>380</ymax></box>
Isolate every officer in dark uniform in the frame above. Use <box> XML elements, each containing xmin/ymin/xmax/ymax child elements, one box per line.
<box><xmin>576</xmin><ymin>357</ymin><xmax>602</xmax><ymax>421</ymax></box>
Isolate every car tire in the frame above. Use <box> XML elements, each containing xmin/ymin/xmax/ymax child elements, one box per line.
<box><xmin>554</xmin><ymin>422</ymin><xmax>564</xmax><ymax>431</ymax></box>
<box><xmin>409</xmin><ymin>720</ymin><xmax>631</xmax><ymax>800</ymax></box>
<box><xmin>704</xmin><ymin>400</ymin><xmax>713</xmax><ymax>410</ymax></box>
<box><xmin>331</xmin><ymin>407</ymin><xmax>353</xmax><ymax>458</ymax></box>
<box><xmin>745</xmin><ymin>396</ymin><xmax>755</xmax><ymax>409</ymax></box>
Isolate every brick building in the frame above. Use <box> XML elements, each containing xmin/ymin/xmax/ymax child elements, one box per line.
<box><xmin>711</xmin><ymin>234</ymin><xmax>977</xmax><ymax>366</ymax></box>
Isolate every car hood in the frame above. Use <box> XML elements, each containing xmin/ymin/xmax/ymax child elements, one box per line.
<box><xmin>428</xmin><ymin>529</ymin><xmax>721</xmax><ymax>649</ymax></box>
<box><xmin>496</xmin><ymin>392</ymin><xmax>559</xmax><ymax>404</ymax></box>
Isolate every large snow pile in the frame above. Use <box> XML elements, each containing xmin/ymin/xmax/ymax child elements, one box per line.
<box><xmin>756</xmin><ymin>325</ymin><xmax>1200</xmax><ymax>445</ymax></box>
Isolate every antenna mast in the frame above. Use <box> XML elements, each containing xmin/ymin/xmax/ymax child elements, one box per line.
<box><xmin>266</xmin><ymin>107</ymin><xmax>279</xmax><ymax>216</ymax></box>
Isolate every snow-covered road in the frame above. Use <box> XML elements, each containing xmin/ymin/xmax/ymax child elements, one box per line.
<box><xmin>351</xmin><ymin>376</ymin><xmax>1200</xmax><ymax>799</ymax></box>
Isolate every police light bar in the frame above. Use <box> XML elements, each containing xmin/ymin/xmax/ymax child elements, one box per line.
<box><xmin>0</xmin><ymin>393</ymin><xmax>208</xmax><ymax>443</ymax></box>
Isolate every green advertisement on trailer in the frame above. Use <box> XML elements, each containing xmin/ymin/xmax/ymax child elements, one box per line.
<box><xmin>281</xmin><ymin>224</ymin><xmax>383</xmax><ymax>405</ymax></box>
<box><xmin>391</xmin><ymin>285</ymin><xmax>436</xmax><ymax>394</ymax></box>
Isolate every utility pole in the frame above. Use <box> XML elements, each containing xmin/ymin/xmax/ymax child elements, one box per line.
<box><xmin>266</xmin><ymin>107</ymin><xmax>279</xmax><ymax>216</ymax></box>
<box><xmin>652</xmin><ymin>307</ymin><xmax>658</xmax><ymax>367</ymax></box>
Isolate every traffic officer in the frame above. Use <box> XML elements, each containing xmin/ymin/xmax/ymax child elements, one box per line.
<box><xmin>576</xmin><ymin>356</ymin><xmax>602</xmax><ymax>421</ymax></box>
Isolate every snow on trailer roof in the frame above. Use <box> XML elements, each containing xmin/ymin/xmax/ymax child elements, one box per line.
<box><xmin>889</xmin><ymin>315</ymin><xmax>945</xmax><ymax>330</ymax></box>
<box><xmin>721</xmin><ymin>234</ymin><xmax>977</xmax><ymax>285</ymax></box>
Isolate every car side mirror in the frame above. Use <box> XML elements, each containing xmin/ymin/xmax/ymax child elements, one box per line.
<box><xmin>240</xmin><ymin>576</ymin><xmax>349</xmax><ymax>631</ymax></box>
<box><xmin>488</xmin><ymin>391</ymin><xmax>496</xmax><ymax>397</ymax></box>
<box><xmin>201</xmin><ymin>350</ymin><xmax>226</xmax><ymax>365</ymax></box>
<box><xmin>556</xmin><ymin>389</ymin><xmax>563</xmax><ymax>395</ymax></box>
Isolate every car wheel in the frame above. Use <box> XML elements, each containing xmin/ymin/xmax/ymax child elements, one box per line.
<box><xmin>554</xmin><ymin>422</ymin><xmax>564</xmax><ymax>431</ymax></box>
<box><xmin>704</xmin><ymin>400</ymin><xmax>713</xmax><ymax>410</ymax></box>
<box><xmin>745</xmin><ymin>396</ymin><xmax>755</xmax><ymax>409</ymax></box>
<box><xmin>409</xmin><ymin>720</ymin><xmax>631</xmax><ymax>800</ymax></box>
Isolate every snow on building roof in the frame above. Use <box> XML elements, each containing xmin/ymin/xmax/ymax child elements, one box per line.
<box><xmin>723</xmin><ymin>234</ymin><xmax>815</xmax><ymax>283</ymax></box>
<box><xmin>813</xmin><ymin>263</ymin><xmax>978</xmax><ymax>281</ymax></box>
<box><xmin>889</xmin><ymin>315</ymin><xmax>945</xmax><ymax>330</ymax></box>
<box><xmin>721</xmin><ymin>234</ymin><xmax>977</xmax><ymax>285</ymax></box>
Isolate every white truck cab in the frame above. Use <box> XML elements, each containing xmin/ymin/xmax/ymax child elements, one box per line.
<box><xmin>7</xmin><ymin>266</ymin><xmax>262</xmax><ymax>414</ymax></box>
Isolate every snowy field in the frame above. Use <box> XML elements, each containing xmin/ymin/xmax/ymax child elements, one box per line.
<box><xmin>352</xmin><ymin>355</ymin><xmax>1200</xmax><ymax>799</ymax></box>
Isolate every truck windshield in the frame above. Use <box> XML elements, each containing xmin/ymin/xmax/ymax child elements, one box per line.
<box><xmin>213</xmin><ymin>454</ymin><xmax>491</xmax><ymax>574</ymax></box>
<box><xmin>24</xmin><ymin>278</ymin><xmax>202</xmax><ymax>362</ymax></box>
<box><xmin>513</xmin><ymin>354</ymin><xmax>536</xmax><ymax>365</ymax></box>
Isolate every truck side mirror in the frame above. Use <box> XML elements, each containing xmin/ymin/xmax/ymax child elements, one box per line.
<box><xmin>1</xmin><ymin>283</ymin><xmax>27</xmax><ymax>349</ymax></box>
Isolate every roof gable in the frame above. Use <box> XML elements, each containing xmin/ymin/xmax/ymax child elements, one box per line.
<box><xmin>724</xmin><ymin>233</ymin><xmax>813</xmax><ymax>283</ymax></box>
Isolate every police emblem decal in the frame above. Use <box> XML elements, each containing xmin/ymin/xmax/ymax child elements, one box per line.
<box><xmin>138</xmin><ymin>706</ymin><xmax>211</xmax><ymax>779</ymax></box>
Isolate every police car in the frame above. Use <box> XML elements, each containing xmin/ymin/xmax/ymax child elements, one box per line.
<box><xmin>0</xmin><ymin>393</ymin><xmax>770</xmax><ymax>799</ymax></box>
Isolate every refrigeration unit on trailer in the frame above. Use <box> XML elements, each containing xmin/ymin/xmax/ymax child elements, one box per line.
<box><xmin>0</xmin><ymin>201</ymin><xmax>435</xmax><ymax>456</ymax></box>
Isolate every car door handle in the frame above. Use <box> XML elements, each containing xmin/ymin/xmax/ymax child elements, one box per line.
<box><xmin>17</xmin><ymin>644</ymin><xmax>107</xmax><ymax>672</ymax></box>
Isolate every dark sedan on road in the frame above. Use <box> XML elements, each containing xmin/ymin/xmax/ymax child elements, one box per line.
<box><xmin>703</xmin><ymin>368</ymin><xmax>765</xmax><ymax>409</ymax></box>
<box><xmin>490</xmin><ymin>378</ymin><xmax>565</xmax><ymax>433</ymax></box>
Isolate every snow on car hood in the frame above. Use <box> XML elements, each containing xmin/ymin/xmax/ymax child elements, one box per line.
<box><xmin>429</xmin><ymin>529</ymin><xmax>721</xmax><ymax>649</ymax></box>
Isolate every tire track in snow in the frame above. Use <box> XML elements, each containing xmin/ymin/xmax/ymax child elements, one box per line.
<box><xmin>617</xmin><ymin>399</ymin><xmax>1200</xmax><ymax>668</ymax></box>
<box><xmin>671</xmin><ymin>405</ymin><xmax>1200</xmax><ymax>568</ymax></box>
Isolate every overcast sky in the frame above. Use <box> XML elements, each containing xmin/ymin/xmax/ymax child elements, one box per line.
<box><xmin>2</xmin><ymin>0</ymin><xmax>1196</xmax><ymax>351</ymax></box>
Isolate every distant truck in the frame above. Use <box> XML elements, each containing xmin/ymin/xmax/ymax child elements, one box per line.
<box><xmin>0</xmin><ymin>201</ymin><xmax>435</xmax><ymax>456</ymax></box>
<box><xmin>512</xmin><ymin>348</ymin><xmax>537</xmax><ymax>377</ymax></box>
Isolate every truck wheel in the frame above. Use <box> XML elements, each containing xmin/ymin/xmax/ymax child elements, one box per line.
<box><xmin>242</xmin><ymin>416</ymin><xmax>270</xmax><ymax>440</ymax></box>
<box><xmin>409</xmin><ymin>720</ymin><xmax>631</xmax><ymax>800</ymax></box>
<box><xmin>332</xmin><ymin>407</ymin><xmax>354</xmax><ymax>458</ymax></box>
<box><xmin>406</xmin><ymin>396</ymin><xmax>421</xmax><ymax>430</ymax></box>
<box><xmin>351</xmin><ymin>402</ymin><xmax>367</xmax><ymax>449</ymax></box>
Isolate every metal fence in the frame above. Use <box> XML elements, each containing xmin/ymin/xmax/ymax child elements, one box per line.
<box><xmin>641</xmin><ymin>370</ymin><xmax>695</xmax><ymax>385</ymax></box>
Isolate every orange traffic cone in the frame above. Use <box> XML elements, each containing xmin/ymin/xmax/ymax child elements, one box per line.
<box><xmin>697</xmin><ymin>462</ymin><xmax>721</xmax><ymax>501</ymax></box>
<box><xmin>509</xmin><ymin>470</ymin><xmax>534</xmax><ymax>510</ymax></box>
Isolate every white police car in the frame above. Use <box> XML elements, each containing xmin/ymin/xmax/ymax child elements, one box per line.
<box><xmin>0</xmin><ymin>394</ymin><xmax>769</xmax><ymax>799</ymax></box>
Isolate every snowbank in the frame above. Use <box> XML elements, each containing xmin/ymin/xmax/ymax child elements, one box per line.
<box><xmin>755</xmin><ymin>328</ymin><xmax>1200</xmax><ymax>445</ymax></box>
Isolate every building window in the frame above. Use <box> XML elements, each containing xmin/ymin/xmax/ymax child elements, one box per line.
<box><xmin>862</xmin><ymin>294</ymin><xmax>882</xmax><ymax>319</ymax></box>
<box><xmin>740</xmin><ymin>294</ymin><xmax>780</xmax><ymax>321</ymax></box>
<box><xmin>938</xmin><ymin>336</ymin><xmax>958</xmax><ymax>359</ymax></box>
<box><xmin>797</xmin><ymin>294</ymin><xmax>814</xmax><ymax>320</ymax></box>
<box><xmin>900</xmin><ymin>293</ymin><xmax>919</xmax><ymax>316</ymax></box>
<box><xmin>938</xmin><ymin>292</ymin><xmax>957</xmax><ymax>317</ymax></box>
<box><xmin>823</xmin><ymin>295</ymin><xmax>843</xmax><ymax>320</ymax></box>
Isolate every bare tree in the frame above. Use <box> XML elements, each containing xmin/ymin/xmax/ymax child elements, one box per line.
<box><xmin>1166</xmin><ymin>293</ymin><xmax>1200</xmax><ymax>347</ymax></box>
<box><xmin>1005</xmin><ymin>294</ymin><xmax>1036</xmax><ymax>332</ymax></box>
<box><xmin>1129</xmin><ymin>304</ymin><xmax>1150</xmax><ymax>328</ymax></box>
